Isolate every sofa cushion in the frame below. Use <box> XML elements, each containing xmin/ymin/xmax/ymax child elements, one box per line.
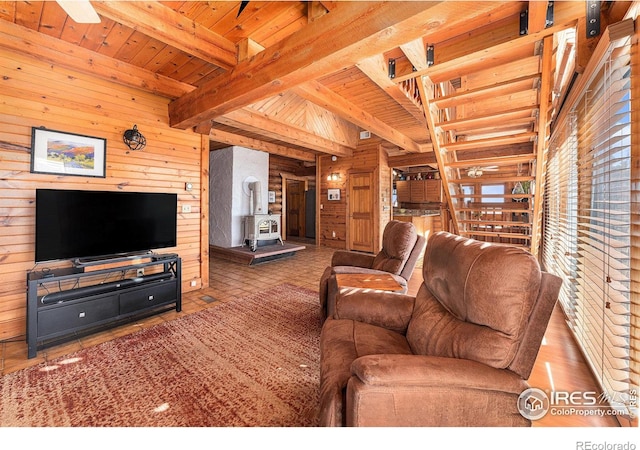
<box><xmin>406</xmin><ymin>232</ymin><xmax>541</xmax><ymax>369</ymax></box>
<box><xmin>319</xmin><ymin>319</ymin><xmax>412</xmax><ymax>426</ymax></box>
<box><xmin>371</xmin><ymin>221</ymin><xmax>418</xmax><ymax>275</ymax></box>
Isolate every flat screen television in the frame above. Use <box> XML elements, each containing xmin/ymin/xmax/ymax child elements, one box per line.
<box><xmin>35</xmin><ymin>189</ymin><xmax>178</xmax><ymax>263</ymax></box>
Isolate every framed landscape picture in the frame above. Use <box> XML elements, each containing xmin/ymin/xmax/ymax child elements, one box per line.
<box><xmin>30</xmin><ymin>127</ymin><xmax>106</xmax><ymax>178</ymax></box>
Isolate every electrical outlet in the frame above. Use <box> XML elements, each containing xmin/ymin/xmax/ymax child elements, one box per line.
<box><xmin>182</xmin><ymin>204</ymin><xmax>191</xmax><ymax>213</ymax></box>
<box><xmin>332</xmin><ymin>231</ymin><xmax>336</xmax><ymax>238</ymax></box>
<box><xmin>136</xmin><ymin>268</ymin><xmax>144</xmax><ymax>277</ymax></box>
<box><xmin>190</xmin><ymin>280</ymin><xmax>197</xmax><ymax>287</ymax></box>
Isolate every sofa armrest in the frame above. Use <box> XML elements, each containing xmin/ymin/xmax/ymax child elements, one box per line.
<box><xmin>346</xmin><ymin>354</ymin><xmax>530</xmax><ymax>427</ymax></box>
<box><xmin>331</xmin><ymin>250</ymin><xmax>375</xmax><ymax>268</ymax></box>
<box><xmin>334</xmin><ymin>290</ymin><xmax>414</xmax><ymax>333</ymax></box>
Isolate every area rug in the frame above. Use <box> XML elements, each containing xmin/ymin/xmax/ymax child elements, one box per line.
<box><xmin>0</xmin><ymin>284</ymin><xmax>322</xmax><ymax>427</ymax></box>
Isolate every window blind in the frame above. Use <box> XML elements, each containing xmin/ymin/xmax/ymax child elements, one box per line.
<box><xmin>543</xmin><ymin>30</ymin><xmax>635</xmax><ymax>422</ymax></box>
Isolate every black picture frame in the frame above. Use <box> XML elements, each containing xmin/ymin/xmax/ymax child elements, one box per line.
<box><xmin>30</xmin><ymin>127</ymin><xmax>107</xmax><ymax>178</ymax></box>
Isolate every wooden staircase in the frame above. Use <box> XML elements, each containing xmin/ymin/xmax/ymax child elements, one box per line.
<box><xmin>400</xmin><ymin>21</ymin><xmax>571</xmax><ymax>256</ymax></box>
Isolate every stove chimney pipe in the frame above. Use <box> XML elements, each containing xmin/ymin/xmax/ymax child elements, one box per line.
<box><xmin>249</xmin><ymin>181</ymin><xmax>264</xmax><ymax>215</ymax></box>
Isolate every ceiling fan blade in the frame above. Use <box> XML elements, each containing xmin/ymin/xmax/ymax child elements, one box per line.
<box><xmin>57</xmin><ymin>0</ymin><xmax>100</xmax><ymax>23</ymax></box>
<box><xmin>237</xmin><ymin>1</ymin><xmax>250</xmax><ymax>18</ymax></box>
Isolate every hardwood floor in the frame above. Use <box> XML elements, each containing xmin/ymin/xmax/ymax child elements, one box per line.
<box><xmin>0</xmin><ymin>240</ymin><xmax>625</xmax><ymax>428</ymax></box>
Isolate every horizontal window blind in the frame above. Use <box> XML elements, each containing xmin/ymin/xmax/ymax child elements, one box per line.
<box><xmin>543</xmin><ymin>30</ymin><xmax>635</xmax><ymax>422</ymax></box>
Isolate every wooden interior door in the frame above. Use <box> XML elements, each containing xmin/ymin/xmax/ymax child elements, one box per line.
<box><xmin>286</xmin><ymin>180</ymin><xmax>305</xmax><ymax>237</ymax></box>
<box><xmin>348</xmin><ymin>171</ymin><xmax>374</xmax><ymax>252</ymax></box>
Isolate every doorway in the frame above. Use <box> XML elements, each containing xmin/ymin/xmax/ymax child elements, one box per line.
<box><xmin>348</xmin><ymin>170</ymin><xmax>375</xmax><ymax>252</ymax></box>
<box><xmin>281</xmin><ymin>174</ymin><xmax>316</xmax><ymax>244</ymax></box>
<box><xmin>286</xmin><ymin>179</ymin><xmax>305</xmax><ymax>238</ymax></box>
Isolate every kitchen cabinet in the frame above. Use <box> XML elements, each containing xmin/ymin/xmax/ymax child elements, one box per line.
<box><xmin>396</xmin><ymin>180</ymin><xmax>410</xmax><ymax>203</ymax></box>
<box><xmin>424</xmin><ymin>179</ymin><xmax>442</xmax><ymax>202</ymax></box>
<box><xmin>395</xmin><ymin>180</ymin><xmax>441</xmax><ymax>203</ymax></box>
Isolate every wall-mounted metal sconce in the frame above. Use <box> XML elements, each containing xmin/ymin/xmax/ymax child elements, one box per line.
<box><xmin>123</xmin><ymin>124</ymin><xmax>146</xmax><ymax>151</ymax></box>
<box><xmin>327</xmin><ymin>172</ymin><xmax>340</xmax><ymax>181</ymax></box>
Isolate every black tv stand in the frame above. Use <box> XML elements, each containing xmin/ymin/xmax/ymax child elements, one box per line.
<box><xmin>27</xmin><ymin>254</ymin><xmax>181</xmax><ymax>358</ymax></box>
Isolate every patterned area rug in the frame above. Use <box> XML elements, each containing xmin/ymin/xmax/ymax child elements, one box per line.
<box><xmin>0</xmin><ymin>284</ymin><xmax>322</xmax><ymax>427</ymax></box>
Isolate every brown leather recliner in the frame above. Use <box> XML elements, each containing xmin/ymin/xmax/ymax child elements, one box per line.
<box><xmin>319</xmin><ymin>220</ymin><xmax>426</xmax><ymax>320</ymax></box>
<box><xmin>319</xmin><ymin>231</ymin><xmax>562</xmax><ymax>426</ymax></box>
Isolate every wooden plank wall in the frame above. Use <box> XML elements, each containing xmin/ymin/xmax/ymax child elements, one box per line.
<box><xmin>318</xmin><ymin>136</ymin><xmax>390</xmax><ymax>252</ymax></box>
<box><xmin>0</xmin><ymin>47</ymin><xmax>205</xmax><ymax>341</ymax></box>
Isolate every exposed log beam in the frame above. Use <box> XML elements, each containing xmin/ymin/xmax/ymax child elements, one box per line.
<box><xmin>208</xmin><ymin>127</ymin><xmax>316</xmax><ymax>163</ymax></box>
<box><xmin>215</xmin><ymin>108</ymin><xmax>353</xmax><ymax>157</ymax></box>
<box><xmin>237</xmin><ymin>38</ymin><xmax>265</xmax><ymax>63</ymax></box>
<box><xmin>93</xmin><ymin>1</ymin><xmax>237</xmax><ymax>70</ymax></box>
<box><xmin>400</xmin><ymin>37</ymin><xmax>429</xmax><ymax>71</ymax></box>
<box><xmin>356</xmin><ymin>54</ymin><xmax>427</xmax><ymax>126</ymax></box>
<box><xmin>308</xmin><ymin>1</ymin><xmax>329</xmax><ymax>22</ymax></box>
<box><xmin>527</xmin><ymin>0</ymin><xmax>551</xmax><ymax>34</ymax></box>
<box><xmin>293</xmin><ymin>81</ymin><xmax>426</xmax><ymax>153</ymax></box>
<box><xmin>0</xmin><ymin>19</ymin><xmax>192</xmax><ymax>98</ymax></box>
<box><xmin>168</xmin><ymin>1</ymin><xmax>507</xmax><ymax>129</ymax></box>
<box><xmin>388</xmin><ymin>153</ymin><xmax>437</xmax><ymax>168</ymax></box>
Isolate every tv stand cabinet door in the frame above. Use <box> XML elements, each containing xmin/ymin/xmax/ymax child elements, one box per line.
<box><xmin>119</xmin><ymin>280</ymin><xmax>178</xmax><ymax>315</ymax></box>
<box><xmin>37</xmin><ymin>294</ymin><xmax>119</xmax><ymax>338</ymax></box>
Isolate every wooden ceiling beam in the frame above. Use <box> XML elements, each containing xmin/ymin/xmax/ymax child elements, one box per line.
<box><xmin>293</xmin><ymin>80</ymin><xmax>425</xmax><ymax>153</ymax></box>
<box><xmin>208</xmin><ymin>127</ymin><xmax>317</xmax><ymax>163</ymax></box>
<box><xmin>93</xmin><ymin>1</ymin><xmax>237</xmax><ymax>70</ymax></box>
<box><xmin>400</xmin><ymin>37</ymin><xmax>429</xmax><ymax>71</ymax></box>
<box><xmin>0</xmin><ymin>18</ymin><xmax>192</xmax><ymax>98</ymax></box>
<box><xmin>215</xmin><ymin>108</ymin><xmax>353</xmax><ymax>157</ymax></box>
<box><xmin>356</xmin><ymin>54</ymin><xmax>427</xmax><ymax>126</ymax></box>
<box><xmin>388</xmin><ymin>153</ymin><xmax>437</xmax><ymax>168</ymax></box>
<box><xmin>527</xmin><ymin>0</ymin><xmax>552</xmax><ymax>34</ymax></box>
<box><xmin>168</xmin><ymin>1</ymin><xmax>507</xmax><ymax>129</ymax></box>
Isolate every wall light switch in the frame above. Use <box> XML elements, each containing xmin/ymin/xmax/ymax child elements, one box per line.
<box><xmin>182</xmin><ymin>204</ymin><xmax>192</xmax><ymax>213</ymax></box>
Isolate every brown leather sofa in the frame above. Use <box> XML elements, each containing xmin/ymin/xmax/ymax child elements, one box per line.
<box><xmin>319</xmin><ymin>220</ymin><xmax>426</xmax><ymax>320</ymax></box>
<box><xmin>319</xmin><ymin>231</ymin><xmax>562</xmax><ymax>426</ymax></box>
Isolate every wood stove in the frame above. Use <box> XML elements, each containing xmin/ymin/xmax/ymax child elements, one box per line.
<box><xmin>242</xmin><ymin>179</ymin><xmax>283</xmax><ymax>251</ymax></box>
<box><xmin>244</xmin><ymin>214</ymin><xmax>283</xmax><ymax>251</ymax></box>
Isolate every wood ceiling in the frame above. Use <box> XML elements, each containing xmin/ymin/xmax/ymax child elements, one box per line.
<box><xmin>0</xmin><ymin>0</ymin><xmax>633</xmax><ymax>251</ymax></box>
